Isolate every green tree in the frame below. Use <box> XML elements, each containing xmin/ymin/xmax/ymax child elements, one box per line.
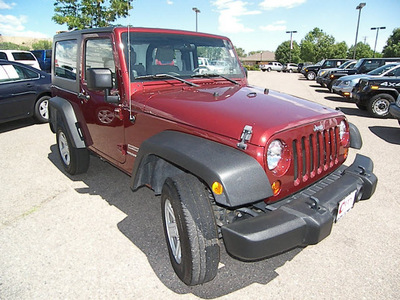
<box><xmin>32</xmin><ymin>40</ymin><xmax>52</xmax><ymax>50</ymax></box>
<box><xmin>275</xmin><ymin>40</ymin><xmax>300</xmax><ymax>64</ymax></box>
<box><xmin>299</xmin><ymin>27</ymin><xmax>348</xmax><ymax>63</ymax></box>
<box><xmin>0</xmin><ymin>42</ymin><xmax>29</xmax><ymax>50</ymax></box>
<box><xmin>234</xmin><ymin>46</ymin><xmax>246</xmax><ymax>57</ymax></box>
<box><xmin>52</xmin><ymin>0</ymin><xmax>132</xmax><ymax>30</ymax></box>
<box><xmin>382</xmin><ymin>28</ymin><xmax>400</xmax><ymax>57</ymax></box>
<box><xmin>348</xmin><ymin>42</ymin><xmax>374</xmax><ymax>59</ymax></box>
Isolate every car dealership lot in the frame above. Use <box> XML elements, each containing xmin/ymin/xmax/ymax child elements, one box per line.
<box><xmin>1</xmin><ymin>71</ymin><xmax>399</xmax><ymax>299</ymax></box>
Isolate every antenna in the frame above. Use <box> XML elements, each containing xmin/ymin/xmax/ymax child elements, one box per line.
<box><xmin>127</xmin><ymin>1</ymin><xmax>133</xmax><ymax>121</ymax></box>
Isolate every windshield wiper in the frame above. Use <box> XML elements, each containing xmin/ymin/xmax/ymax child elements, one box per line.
<box><xmin>135</xmin><ymin>73</ymin><xmax>199</xmax><ymax>87</ymax></box>
<box><xmin>191</xmin><ymin>73</ymin><xmax>240</xmax><ymax>85</ymax></box>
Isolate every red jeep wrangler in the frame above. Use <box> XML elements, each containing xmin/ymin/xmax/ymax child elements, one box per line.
<box><xmin>49</xmin><ymin>27</ymin><xmax>377</xmax><ymax>286</ymax></box>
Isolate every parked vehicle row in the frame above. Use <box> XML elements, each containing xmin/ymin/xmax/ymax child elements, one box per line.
<box><xmin>0</xmin><ymin>59</ymin><xmax>51</xmax><ymax>124</ymax></box>
<box><xmin>301</xmin><ymin>59</ymin><xmax>350</xmax><ymax>80</ymax></box>
<box><xmin>302</xmin><ymin>57</ymin><xmax>400</xmax><ymax>118</ymax></box>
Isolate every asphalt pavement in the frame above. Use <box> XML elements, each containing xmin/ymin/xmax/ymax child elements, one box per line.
<box><xmin>1</xmin><ymin>71</ymin><xmax>399</xmax><ymax>299</ymax></box>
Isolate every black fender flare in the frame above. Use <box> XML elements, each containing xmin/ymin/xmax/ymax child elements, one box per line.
<box><xmin>349</xmin><ymin>122</ymin><xmax>362</xmax><ymax>150</ymax></box>
<box><xmin>48</xmin><ymin>96</ymin><xmax>87</xmax><ymax>148</ymax></box>
<box><xmin>130</xmin><ymin>131</ymin><xmax>273</xmax><ymax>208</ymax></box>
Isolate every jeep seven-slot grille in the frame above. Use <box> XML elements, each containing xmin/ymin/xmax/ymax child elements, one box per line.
<box><xmin>292</xmin><ymin>126</ymin><xmax>340</xmax><ymax>186</ymax></box>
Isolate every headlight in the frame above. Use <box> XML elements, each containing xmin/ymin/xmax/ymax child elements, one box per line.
<box><xmin>320</xmin><ymin>70</ymin><xmax>327</xmax><ymax>76</ymax></box>
<box><xmin>343</xmin><ymin>80</ymin><xmax>350</xmax><ymax>86</ymax></box>
<box><xmin>339</xmin><ymin>120</ymin><xmax>350</xmax><ymax>147</ymax></box>
<box><xmin>267</xmin><ymin>139</ymin><xmax>291</xmax><ymax>176</ymax></box>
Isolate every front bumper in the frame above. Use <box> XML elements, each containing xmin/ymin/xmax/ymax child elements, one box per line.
<box><xmin>221</xmin><ymin>154</ymin><xmax>377</xmax><ymax>261</ymax></box>
<box><xmin>389</xmin><ymin>103</ymin><xmax>400</xmax><ymax>119</ymax></box>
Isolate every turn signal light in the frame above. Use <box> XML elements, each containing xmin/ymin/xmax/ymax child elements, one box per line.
<box><xmin>212</xmin><ymin>181</ymin><xmax>224</xmax><ymax>195</ymax></box>
<box><xmin>371</xmin><ymin>85</ymin><xmax>379</xmax><ymax>90</ymax></box>
<box><xmin>271</xmin><ymin>180</ymin><xmax>281</xmax><ymax>196</ymax></box>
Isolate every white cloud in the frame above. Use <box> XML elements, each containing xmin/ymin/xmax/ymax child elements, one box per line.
<box><xmin>0</xmin><ymin>0</ymin><xmax>15</xmax><ymax>9</ymax></box>
<box><xmin>259</xmin><ymin>0</ymin><xmax>306</xmax><ymax>10</ymax></box>
<box><xmin>260</xmin><ymin>20</ymin><xmax>287</xmax><ymax>32</ymax></box>
<box><xmin>212</xmin><ymin>0</ymin><xmax>261</xmax><ymax>33</ymax></box>
<box><xmin>166</xmin><ymin>0</ymin><xmax>173</xmax><ymax>4</ymax></box>
<box><xmin>0</xmin><ymin>14</ymin><xmax>49</xmax><ymax>38</ymax></box>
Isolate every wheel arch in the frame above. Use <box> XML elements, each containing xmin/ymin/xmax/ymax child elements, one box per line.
<box><xmin>130</xmin><ymin>131</ymin><xmax>273</xmax><ymax>208</ymax></box>
<box><xmin>49</xmin><ymin>96</ymin><xmax>89</xmax><ymax>148</ymax></box>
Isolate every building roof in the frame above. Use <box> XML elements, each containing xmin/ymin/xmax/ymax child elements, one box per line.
<box><xmin>242</xmin><ymin>51</ymin><xmax>275</xmax><ymax>62</ymax></box>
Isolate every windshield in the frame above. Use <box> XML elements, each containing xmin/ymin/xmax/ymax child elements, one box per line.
<box><xmin>338</xmin><ymin>60</ymin><xmax>354</xmax><ymax>69</ymax></box>
<box><xmin>315</xmin><ymin>60</ymin><xmax>324</xmax><ymax>66</ymax></box>
<box><xmin>121</xmin><ymin>32</ymin><xmax>244</xmax><ymax>82</ymax></box>
<box><xmin>367</xmin><ymin>63</ymin><xmax>399</xmax><ymax>75</ymax></box>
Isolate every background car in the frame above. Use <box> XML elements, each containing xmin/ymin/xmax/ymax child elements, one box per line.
<box><xmin>332</xmin><ymin>63</ymin><xmax>400</xmax><ymax>98</ymax></box>
<box><xmin>260</xmin><ymin>62</ymin><xmax>283</xmax><ymax>72</ymax></box>
<box><xmin>282</xmin><ymin>63</ymin><xmax>298</xmax><ymax>73</ymax></box>
<box><xmin>31</xmin><ymin>49</ymin><xmax>52</xmax><ymax>73</ymax></box>
<box><xmin>0</xmin><ymin>50</ymin><xmax>41</xmax><ymax>70</ymax></box>
<box><xmin>0</xmin><ymin>60</ymin><xmax>51</xmax><ymax>124</ymax></box>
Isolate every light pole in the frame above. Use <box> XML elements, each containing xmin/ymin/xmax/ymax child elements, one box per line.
<box><xmin>286</xmin><ymin>30</ymin><xmax>297</xmax><ymax>63</ymax></box>
<box><xmin>353</xmin><ymin>3</ymin><xmax>366</xmax><ymax>59</ymax></box>
<box><xmin>371</xmin><ymin>26</ymin><xmax>386</xmax><ymax>57</ymax></box>
<box><xmin>192</xmin><ymin>7</ymin><xmax>200</xmax><ymax>32</ymax></box>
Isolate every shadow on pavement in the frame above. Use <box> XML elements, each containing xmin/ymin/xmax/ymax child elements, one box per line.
<box><xmin>369</xmin><ymin>126</ymin><xmax>400</xmax><ymax>145</ymax></box>
<box><xmin>48</xmin><ymin>145</ymin><xmax>301</xmax><ymax>298</ymax></box>
<box><xmin>0</xmin><ymin>118</ymin><xmax>37</xmax><ymax>133</ymax></box>
<box><xmin>336</xmin><ymin>107</ymin><xmax>371</xmax><ymax>118</ymax></box>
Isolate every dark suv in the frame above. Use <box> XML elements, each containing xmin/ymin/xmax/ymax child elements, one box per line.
<box><xmin>48</xmin><ymin>27</ymin><xmax>377</xmax><ymax>286</ymax></box>
<box><xmin>301</xmin><ymin>59</ymin><xmax>349</xmax><ymax>80</ymax></box>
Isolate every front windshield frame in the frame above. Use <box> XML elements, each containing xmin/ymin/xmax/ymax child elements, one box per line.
<box><xmin>121</xmin><ymin>31</ymin><xmax>245</xmax><ymax>82</ymax></box>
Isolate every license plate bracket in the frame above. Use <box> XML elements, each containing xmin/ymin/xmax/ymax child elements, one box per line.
<box><xmin>336</xmin><ymin>190</ymin><xmax>356</xmax><ymax>222</ymax></box>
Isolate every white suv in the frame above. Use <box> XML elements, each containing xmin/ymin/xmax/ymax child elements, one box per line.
<box><xmin>0</xmin><ymin>50</ymin><xmax>41</xmax><ymax>69</ymax></box>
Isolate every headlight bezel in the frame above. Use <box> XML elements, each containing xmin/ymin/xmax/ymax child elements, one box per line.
<box><xmin>267</xmin><ymin>139</ymin><xmax>291</xmax><ymax>176</ymax></box>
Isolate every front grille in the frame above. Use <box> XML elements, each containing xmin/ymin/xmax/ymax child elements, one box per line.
<box><xmin>292</xmin><ymin>126</ymin><xmax>340</xmax><ymax>186</ymax></box>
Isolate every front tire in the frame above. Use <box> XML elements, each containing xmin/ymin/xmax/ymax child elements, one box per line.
<box><xmin>161</xmin><ymin>174</ymin><xmax>220</xmax><ymax>286</ymax></box>
<box><xmin>34</xmin><ymin>96</ymin><xmax>50</xmax><ymax>123</ymax></box>
<box><xmin>367</xmin><ymin>94</ymin><xmax>395</xmax><ymax>118</ymax></box>
<box><xmin>56</xmin><ymin>127</ymin><xmax>89</xmax><ymax>175</ymax></box>
<box><xmin>306</xmin><ymin>71</ymin><xmax>316</xmax><ymax>80</ymax></box>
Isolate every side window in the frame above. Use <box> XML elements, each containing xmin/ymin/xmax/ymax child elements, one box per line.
<box><xmin>0</xmin><ymin>64</ymin><xmax>27</xmax><ymax>83</ymax></box>
<box><xmin>0</xmin><ymin>52</ymin><xmax>7</xmax><ymax>60</ymax></box>
<box><xmin>393</xmin><ymin>67</ymin><xmax>400</xmax><ymax>77</ymax></box>
<box><xmin>23</xmin><ymin>67</ymin><xmax>40</xmax><ymax>79</ymax></box>
<box><xmin>85</xmin><ymin>38</ymin><xmax>114</xmax><ymax>77</ymax></box>
<box><xmin>55</xmin><ymin>39</ymin><xmax>77</xmax><ymax>80</ymax></box>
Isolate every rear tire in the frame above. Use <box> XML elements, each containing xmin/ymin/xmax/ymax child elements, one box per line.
<box><xmin>56</xmin><ymin>127</ymin><xmax>89</xmax><ymax>175</ymax></box>
<box><xmin>367</xmin><ymin>94</ymin><xmax>394</xmax><ymax>118</ymax></box>
<box><xmin>34</xmin><ymin>96</ymin><xmax>50</xmax><ymax>123</ymax></box>
<box><xmin>161</xmin><ymin>174</ymin><xmax>220</xmax><ymax>286</ymax></box>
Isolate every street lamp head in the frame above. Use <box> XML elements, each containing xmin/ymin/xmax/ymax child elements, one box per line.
<box><xmin>356</xmin><ymin>3</ymin><xmax>366</xmax><ymax>10</ymax></box>
<box><xmin>192</xmin><ymin>7</ymin><xmax>200</xmax><ymax>13</ymax></box>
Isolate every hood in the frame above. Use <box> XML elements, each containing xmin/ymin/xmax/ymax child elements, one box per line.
<box><xmin>340</xmin><ymin>74</ymin><xmax>372</xmax><ymax>82</ymax></box>
<box><xmin>139</xmin><ymin>83</ymin><xmax>341</xmax><ymax>146</ymax></box>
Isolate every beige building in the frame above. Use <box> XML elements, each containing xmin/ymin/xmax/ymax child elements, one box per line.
<box><xmin>240</xmin><ymin>50</ymin><xmax>276</xmax><ymax>66</ymax></box>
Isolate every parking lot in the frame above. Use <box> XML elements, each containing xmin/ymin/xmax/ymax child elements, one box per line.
<box><xmin>0</xmin><ymin>71</ymin><xmax>399</xmax><ymax>299</ymax></box>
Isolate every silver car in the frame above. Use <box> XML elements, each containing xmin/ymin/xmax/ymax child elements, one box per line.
<box><xmin>332</xmin><ymin>63</ymin><xmax>400</xmax><ymax>98</ymax></box>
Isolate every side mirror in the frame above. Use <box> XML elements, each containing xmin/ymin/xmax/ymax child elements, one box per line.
<box><xmin>87</xmin><ymin>68</ymin><xmax>113</xmax><ymax>90</ymax></box>
<box><xmin>86</xmin><ymin>68</ymin><xmax>119</xmax><ymax>103</ymax></box>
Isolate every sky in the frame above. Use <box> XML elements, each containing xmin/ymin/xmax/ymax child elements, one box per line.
<box><xmin>0</xmin><ymin>0</ymin><xmax>399</xmax><ymax>54</ymax></box>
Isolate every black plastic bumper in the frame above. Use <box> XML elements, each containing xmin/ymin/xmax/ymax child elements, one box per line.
<box><xmin>389</xmin><ymin>103</ymin><xmax>400</xmax><ymax>119</ymax></box>
<box><xmin>221</xmin><ymin>154</ymin><xmax>377</xmax><ymax>261</ymax></box>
